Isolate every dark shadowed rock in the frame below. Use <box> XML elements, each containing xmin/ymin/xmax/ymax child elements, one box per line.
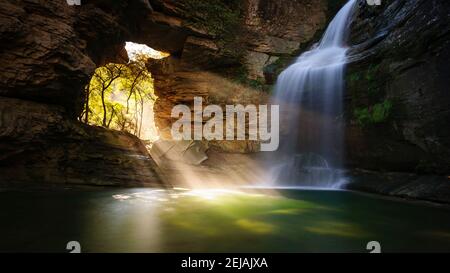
<box><xmin>345</xmin><ymin>0</ymin><xmax>450</xmax><ymax>174</ymax></box>
<box><xmin>0</xmin><ymin>97</ymin><xmax>162</xmax><ymax>187</ymax></box>
<box><xmin>346</xmin><ymin>169</ymin><xmax>450</xmax><ymax>204</ymax></box>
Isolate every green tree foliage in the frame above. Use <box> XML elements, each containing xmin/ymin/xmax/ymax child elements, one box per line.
<box><xmin>80</xmin><ymin>55</ymin><xmax>156</xmax><ymax>139</ymax></box>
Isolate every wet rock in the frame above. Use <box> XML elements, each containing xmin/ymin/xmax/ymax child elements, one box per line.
<box><xmin>346</xmin><ymin>169</ymin><xmax>450</xmax><ymax>204</ymax></box>
<box><xmin>345</xmin><ymin>0</ymin><xmax>450</xmax><ymax>174</ymax></box>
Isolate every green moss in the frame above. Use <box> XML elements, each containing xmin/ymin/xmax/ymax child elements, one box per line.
<box><xmin>365</xmin><ymin>64</ymin><xmax>380</xmax><ymax>81</ymax></box>
<box><xmin>211</xmin><ymin>0</ymin><xmax>347</xmax><ymax>88</ymax></box>
<box><xmin>354</xmin><ymin>107</ymin><xmax>371</xmax><ymax>126</ymax></box>
<box><xmin>183</xmin><ymin>0</ymin><xmax>243</xmax><ymax>59</ymax></box>
<box><xmin>184</xmin><ymin>0</ymin><xmax>240</xmax><ymax>35</ymax></box>
<box><xmin>349</xmin><ymin>72</ymin><xmax>361</xmax><ymax>83</ymax></box>
<box><xmin>372</xmin><ymin>100</ymin><xmax>393</xmax><ymax>123</ymax></box>
<box><xmin>354</xmin><ymin>99</ymin><xmax>393</xmax><ymax>127</ymax></box>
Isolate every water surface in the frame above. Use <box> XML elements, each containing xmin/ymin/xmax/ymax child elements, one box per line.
<box><xmin>1</xmin><ymin>188</ymin><xmax>450</xmax><ymax>252</ymax></box>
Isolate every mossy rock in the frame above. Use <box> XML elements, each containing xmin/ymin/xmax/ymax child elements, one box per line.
<box><xmin>182</xmin><ymin>0</ymin><xmax>244</xmax><ymax>62</ymax></box>
<box><xmin>354</xmin><ymin>99</ymin><xmax>393</xmax><ymax>127</ymax></box>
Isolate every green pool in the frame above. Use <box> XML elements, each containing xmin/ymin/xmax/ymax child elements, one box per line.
<box><xmin>1</xmin><ymin>187</ymin><xmax>449</xmax><ymax>252</ymax></box>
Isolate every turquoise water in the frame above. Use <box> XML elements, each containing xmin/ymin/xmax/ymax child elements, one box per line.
<box><xmin>1</xmin><ymin>188</ymin><xmax>450</xmax><ymax>252</ymax></box>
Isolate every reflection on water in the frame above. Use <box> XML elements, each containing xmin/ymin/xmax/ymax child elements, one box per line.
<box><xmin>0</xmin><ymin>188</ymin><xmax>450</xmax><ymax>252</ymax></box>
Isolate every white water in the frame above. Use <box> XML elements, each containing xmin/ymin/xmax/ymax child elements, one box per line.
<box><xmin>268</xmin><ymin>0</ymin><xmax>357</xmax><ymax>189</ymax></box>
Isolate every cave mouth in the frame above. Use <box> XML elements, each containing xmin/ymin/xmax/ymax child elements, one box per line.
<box><xmin>79</xmin><ymin>42</ymin><xmax>169</xmax><ymax>143</ymax></box>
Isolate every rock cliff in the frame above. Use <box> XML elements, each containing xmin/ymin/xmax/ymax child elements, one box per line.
<box><xmin>2</xmin><ymin>0</ymin><xmax>447</xmax><ymax>193</ymax></box>
<box><xmin>146</xmin><ymin>0</ymin><xmax>329</xmax><ymax>152</ymax></box>
<box><xmin>0</xmin><ymin>97</ymin><xmax>161</xmax><ymax>186</ymax></box>
<box><xmin>0</xmin><ymin>0</ymin><xmax>329</xmax><ymax>185</ymax></box>
<box><xmin>345</xmin><ymin>0</ymin><xmax>450</xmax><ymax>174</ymax></box>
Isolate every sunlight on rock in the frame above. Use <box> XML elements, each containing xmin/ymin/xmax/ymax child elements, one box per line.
<box><xmin>125</xmin><ymin>42</ymin><xmax>169</xmax><ymax>61</ymax></box>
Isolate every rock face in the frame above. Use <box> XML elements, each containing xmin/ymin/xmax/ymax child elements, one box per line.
<box><xmin>346</xmin><ymin>169</ymin><xmax>450</xmax><ymax>204</ymax></box>
<box><xmin>0</xmin><ymin>0</ymin><xmax>330</xmax><ymax>127</ymax></box>
<box><xmin>0</xmin><ymin>0</ymin><xmax>168</xmax><ymax>186</ymax></box>
<box><xmin>0</xmin><ymin>0</ymin><xmax>158</xmax><ymax>116</ymax></box>
<box><xmin>3</xmin><ymin>0</ymin><xmax>447</xmax><ymax>193</ymax></box>
<box><xmin>0</xmin><ymin>0</ymin><xmax>330</xmax><ymax>185</ymax></box>
<box><xmin>345</xmin><ymin>0</ymin><xmax>450</xmax><ymax>174</ymax></box>
<box><xmin>145</xmin><ymin>0</ymin><xmax>330</xmax><ymax>152</ymax></box>
<box><xmin>242</xmin><ymin>0</ymin><xmax>328</xmax><ymax>79</ymax></box>
<box><xmin>0</xmin><ymin>97</ymin><xmax>161</xmax><ymax>187</ymax></box>
<box><xmin>148</xmin><ymin>57</ymin><xmax>269</xmax><ymax>152</ymax></box>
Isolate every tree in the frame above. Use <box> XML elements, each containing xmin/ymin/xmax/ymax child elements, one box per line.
<box><xmin>94</xmin><ymin>64</ymin><xmax>124</xmax><ymax>127</ymax></box>
<box><xmin>80</xmin><ymin>54</ymin><xmax>157</xmax><ymax>139</ymax></box>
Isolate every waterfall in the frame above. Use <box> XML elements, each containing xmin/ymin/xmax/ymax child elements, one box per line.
<box><xmin>268</xmin><ymin>0</ymin><xmax>357</xmax><ymax>189</ymax></box>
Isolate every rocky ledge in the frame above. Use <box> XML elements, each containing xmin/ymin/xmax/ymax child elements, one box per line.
<box><xmin>0</xmin><ymin>97</ymin><xmax>162</xmax><ymax>187</ymax></box>
<box><xmin>346</xmin><ymin>170</ymin><xmax>450</xmax><ymax>204</ymax></box>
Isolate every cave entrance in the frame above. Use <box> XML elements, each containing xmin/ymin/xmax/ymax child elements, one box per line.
<box><xmin>79</xmin><ymin>42</ymin><xmax>169</xmax><ymax>143</ymax></box>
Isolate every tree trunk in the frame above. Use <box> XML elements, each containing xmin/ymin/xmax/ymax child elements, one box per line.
<box><xmin>126</xmin><ymin>70</ymin><xmax>144</xmax><ymax>114</ymax></box>
<box><xmin>101</xmin><ymin>85</ymin><xmax>107</xmax><ymax>127</ymax></box>
<box><xmin>107</xmin><ymin>106</ymin><xmax>115</xmax><ymax>128</ymax></box>
<box><xmin>84</xmin><ymin>84</ymin><xmax>90</xmax><ymax>124</ymax></box>
<box><xmin>138</xmin><ymin>93</ymin><xmax>144</xmax><ymax>138</ymax></box>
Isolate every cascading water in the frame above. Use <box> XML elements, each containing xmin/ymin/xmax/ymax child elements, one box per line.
<box><xmin>268</xmin><ymin>0</ymin><xmax>357</xmax><ymax>189</ymax></box>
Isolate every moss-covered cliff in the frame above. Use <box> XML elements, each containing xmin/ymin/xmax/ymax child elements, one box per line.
<box><xmin>345</xmin><ymin>0</ymin><xmax>450</xmax><ymax>174</ymax></box>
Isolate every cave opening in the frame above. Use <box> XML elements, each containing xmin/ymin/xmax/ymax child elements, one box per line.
<box><xmin>79</xmin><ymin>42</ymin><xmax>169</xmax><ymax>143</ymax></box>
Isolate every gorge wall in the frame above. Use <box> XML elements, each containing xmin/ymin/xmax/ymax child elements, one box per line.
<box><xmin>1</xmin><ymin>0</ymin><xmax>448</xmax><ymax>191</ymax></box>
<box><xmin>0</xmin><ymin>0</ymin><xmax>330</xmax><ymax>185</ymax></box>
<box><xmin>345</xmin><ymin>0</ymin><xmax>450</xmax><ymax>174</ymax></box>
<box><xmin>147</xmin><ymin>0</ymin><xmax>330</xmax><ymax>152</ymax></box>
<box><xmin>342</xmin><ymin>0</ymin><xmax>450</xmax><ymax>203</ymax></box>
<box><xmin>0</xmin><ymin>0</ymin><xmax>164</xmax><ymax>186</ymax></box>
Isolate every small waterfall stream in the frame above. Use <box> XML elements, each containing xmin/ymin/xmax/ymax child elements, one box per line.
<box><xmin>268</xmin><ymin>0</ymin><xmax>357</xmax><ymax>189</ymax></box>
